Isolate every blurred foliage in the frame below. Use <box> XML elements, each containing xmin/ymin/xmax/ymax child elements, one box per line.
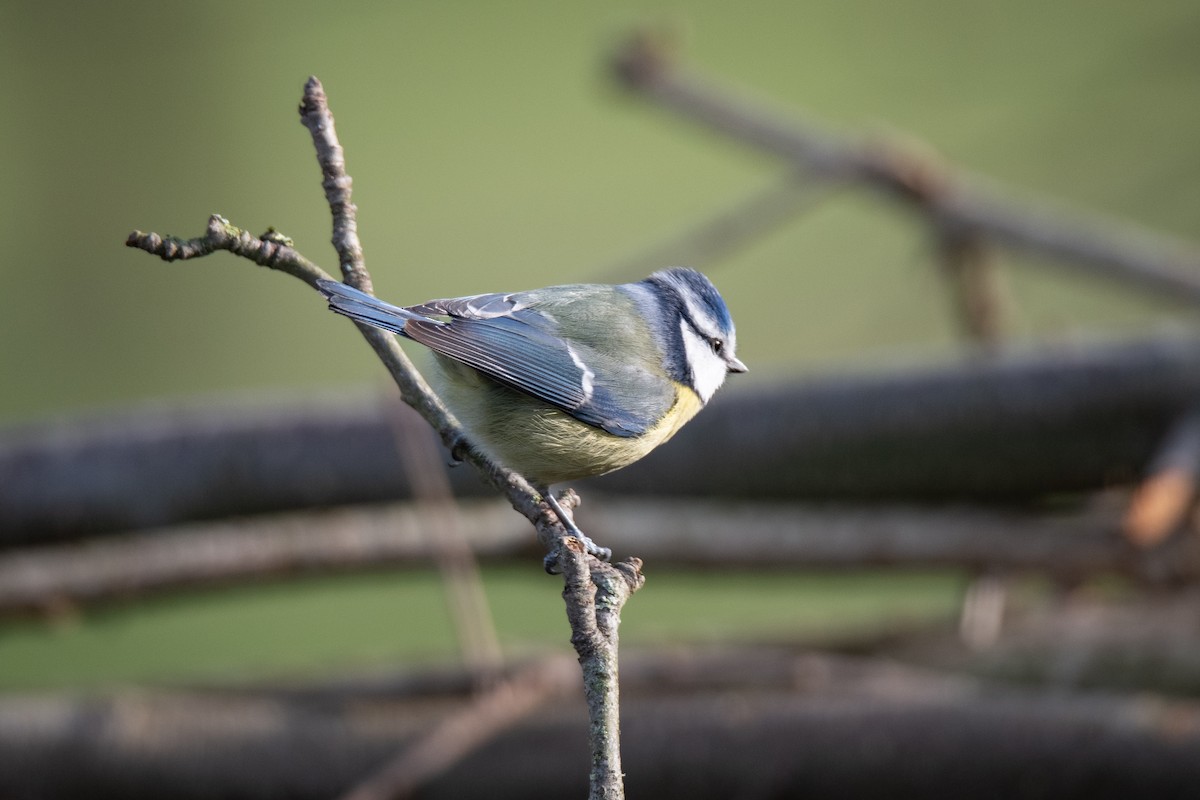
<box><xmin>2</xmin><ymin>1</ymin><xmax>1200</xmax><ymax>424</ymax></box>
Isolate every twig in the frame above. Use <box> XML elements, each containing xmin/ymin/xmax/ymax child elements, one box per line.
<box><xmin>126</xmin><ymin>214</ymin><xmax>330</xmax><ymax>286</ymax></box>
<box><xmin>612</xmin><ymin>35</ymin><xmax>1200</xmax><ymax>306</ymax></box>
<box><xmin>127</xmin><ymin>76</ymin><xmax>641</xmax><ymax>800</ymax></box>
<box><xmin>564</xmin><ymin>547</ymin><xmax>643</xmax><ymax>796</ymax></box>
<box><xmin>298</xmin><ymin>76</ymin><xmax>370</xmax><ymax>294</ymax></box>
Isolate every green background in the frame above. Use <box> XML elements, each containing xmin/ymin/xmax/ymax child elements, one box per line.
<box><xmin>4</xmin><ymin>1</ymin><xmax>1199</xmax><ymax>425</ymax></box>
<box><xmin>1</xmin><ymin>1</ymin><xmax>1198</xmax><ymax>688</ymax></box>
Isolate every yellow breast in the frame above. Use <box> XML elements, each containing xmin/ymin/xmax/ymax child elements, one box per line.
<box><xmin>432</xmin><ymin>358</ymin><xmax>704</xmax><ymax>485</ymax></box>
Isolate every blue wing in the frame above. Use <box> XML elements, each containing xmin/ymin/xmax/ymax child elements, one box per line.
<box><xmin>318</xmin><ymin>280</ymin><xmax>667</xmax><ymax>437</ymax></box>
<box><xmin>405</xmin><ymin>293</ymin><xmax>667</xmax><ymax>434</ymax></box>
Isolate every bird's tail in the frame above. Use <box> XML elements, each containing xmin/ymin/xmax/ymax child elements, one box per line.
<box><xmin>315</xmin><ymin>279</ymin><xmax>430</xmax><ymax>337</ymax></box>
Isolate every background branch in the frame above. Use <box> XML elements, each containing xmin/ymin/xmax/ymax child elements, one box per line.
<box><xmin>936</xmin><ymin>230</ymin><xmax>1009</xmax><ymax>349</ymax></box>
<box><xmin>5</xmin><ymin>494</ymin><xmax>1200</xmax><ymax>618</ymax></box>
<box><xmin>5</xmin><ymin>648</ymin><xmax>1200</xmax><ymax>799</ymax></box>
<box><xmin>338</xmin><ymin>655</ymin><xmax>579</xmax><ymax>800</ymax></box>
<box><xmin>8</xmin><ymin>336</ymin><xmax>1200</xmax><ymax>548</ymax></box>
<box><xmin>612</xmin><ymin>35</ymin><xmax>1200</xmax><ymax>307</ymax></box>
<box><xmin>1124</xmin><ymin>407</ymin><xmax>1200</xmax><ymax>547</ymax></box>
<box><xmin>601</xmin><ymin>170</ymin><xmax>835</xmax><ymax>281</ymax></box>
<box><xmin>386</xmin><ymin>399</ymin><xmax>503</xmax><ymax>685</ymax></box>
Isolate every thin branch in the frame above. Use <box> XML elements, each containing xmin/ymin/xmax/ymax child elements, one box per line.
<box><xmin>126</xmin><ymin>76</ymin><xmax>640</xmax><ymax>800</ymax></box>
<box><xmin>295</xmin><ymin>77</ymin><xmax>460</xmax><ymax>454</ymax></box>
<box><xmin>601</xmin><ymin>169</ymin><xmax>836</xmax><ymax>281</ymax></box>
<box><xmin>563</xmin><ymin>546</ymin><xmax>643</xmax><ymax>796</ymax></box>
<box><xmin>126</xmin><ymin>214</ymin><xmax>332</xmax><ymax>286</ymax></box>
<box><xmin>612</xmin><ymin>35</ymin><xmax>1200</xmax><ymax>306</ymax></box>
<box><xmin>298</xmin><ymin>76</ymin><xmax>370</xmax><ymax>293</ymax></box>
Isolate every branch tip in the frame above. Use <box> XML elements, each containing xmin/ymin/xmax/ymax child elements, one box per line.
<box><xmin>611</xmin><ymin>31</ymin><xmax>675</xmax><ymax>88</ymax></box>
<box><xmin>616</xmin><ymin>557</ymin><xmax>646</xmax><ymax>590</ymax></box>
<box><xmin>299</xmin><ymin>76</ymin><xmax>326</xmax><ymax>117</ymax></box>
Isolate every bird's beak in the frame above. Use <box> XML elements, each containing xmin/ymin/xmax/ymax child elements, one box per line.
<box><xmin>727</xmin><ymin>355</ymin><xmax>748</xmax><ymax>374</ymax></box>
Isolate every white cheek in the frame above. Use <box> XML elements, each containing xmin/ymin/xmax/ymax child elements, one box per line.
<box><xmin>680</xmin><ymin>321</ymin><xmax>728</xmax><ymax>403</ymax></box>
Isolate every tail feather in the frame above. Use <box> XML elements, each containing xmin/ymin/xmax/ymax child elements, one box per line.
<box><xmin>315</xmin><ymin>279</ymin><xmax>429</xmax><ymax>337</ymax></box>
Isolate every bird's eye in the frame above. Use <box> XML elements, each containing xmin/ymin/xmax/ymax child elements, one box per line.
<box><xmin>711</xmin><ymin>338</ymin><xmax>724</xmax><ymax>354</ymax></box>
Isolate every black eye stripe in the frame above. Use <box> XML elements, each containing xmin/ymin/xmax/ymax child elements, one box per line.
<box><xmin>680</xmin><ymin>308</ymin><xmax>717</xmax><ymax>343</ymax></box>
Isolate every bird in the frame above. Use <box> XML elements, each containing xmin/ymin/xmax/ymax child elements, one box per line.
<box><xmin>315</xmin><ymin>267</ymin><xmax>746</xmax><ymax>561</ymax></box>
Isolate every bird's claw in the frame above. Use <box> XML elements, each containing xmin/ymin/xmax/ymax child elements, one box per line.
<box><xmin>541</xmin><ymin>489</ymin><xmax>612</xmax><ymax>572</ymax></box>
<box><xmin>581</xmin><ymin>537</ymin><xmax>613</xmax><ymax>562</ymax></box>
<box><xmin>542</xmin><ymin>536</ymin><xmax>612</xmax><ymax>574</ymax></box>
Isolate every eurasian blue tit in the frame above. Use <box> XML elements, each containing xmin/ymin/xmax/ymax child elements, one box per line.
<box><xmin>316</xmin><ymin>267</ymin><xmax>745</xmax><ymax>559</ymax></box>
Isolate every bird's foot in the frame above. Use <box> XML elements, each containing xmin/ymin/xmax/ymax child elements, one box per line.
<box><xmin>542</xmin><ymin>490</ymin><xmax>611</xmax><ymax>573</ymax></box>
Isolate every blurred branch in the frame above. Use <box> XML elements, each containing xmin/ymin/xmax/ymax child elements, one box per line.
<box><xmin>8</xmin><ymin>336</ymin><xmax>1200</xmax><ymax>546</ymax></box>
<box><xmin>582</xmin><ymin>497</ymin><xmax>1200</xmax><ymax>584</ymax></box>
<box><xmin>598</xmin><ymin>336</ymin><xmax>1200</xmax><ymax>502</ymax></box>
<box><xmin>5</xmin><ymin>648</ymin><xmax>1200</xmax><ymax>799</ymax></box>
<box><xmin>338</xmin><ymin>655</ymin><xmax>578</xmax><ymax>800</ymax></box>
<box><xmin>125</xmin><ymin>76</ymin><xmax>640</xmax><ymax>800</ymax></box>
<box><xmin>892</xmin><ymin>587</ymin><xmax>1200</xmax><ymax>696</ymax></box>
<box><xmin>1125</xmin><ymin>407</ymin><xmax>1200</xmax><ymax>547</ymax></box>
<box><xmin>0</xmin><ymin>393</ymin><xmax>478</xmax><ymax>547</ymax></box>
<box><xmin>602</xmin><ymin>169</ymin><xmax>835</xmax><ymax>281</ymax></box>
<box><xmin>612</xmin><ymin>35</ymin><xmax>1200</xmax><ymax>306</ymax></box>
<box><xmin>7</xmin><ymin>495</ymin><xmax>1200</xmax><ymax>618</ymax></box>
<box><xmin>0</xmin><ymin>501</ymin><xmax>522</xmax><ymax>617</ymax></box>
<box><xmin>386</xmin><ymin>398</ymin><xmax>503</xmax><ymax>686</ymax></box>
<box><xmin>937</xmin><ymin>230</ymin><xmax>1009</xmax><ymax>349</ymax></box>
<box><xmin>957</xmin><ymin>574</ymin><xmax>1009</xmax><ymax>651</ymax></box>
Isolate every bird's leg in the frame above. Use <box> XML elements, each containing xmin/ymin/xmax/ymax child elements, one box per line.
<box><xmin>444</xmin><ymin>431</ymin><xmax>470</xmax><ymax>467</ymax></box>
<box><xmin>542</xmin><ymin>488</ymin><xmax>612</xmax><ymax>570</ymax></box>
